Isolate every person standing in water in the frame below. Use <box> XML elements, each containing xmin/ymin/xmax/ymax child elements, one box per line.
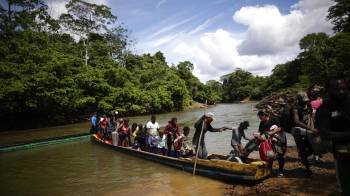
<box><xmin>192</xmin><ymin>112</ymin><xmax>226</xmax><ymax>159</ymax></box>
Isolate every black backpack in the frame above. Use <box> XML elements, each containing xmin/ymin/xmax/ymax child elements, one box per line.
<box><xmin>279</xmin><ymin>105</ymin><xmax>293</xmax><ymax>133</ymax></box>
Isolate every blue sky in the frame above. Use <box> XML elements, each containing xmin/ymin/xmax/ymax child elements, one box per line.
<box><xmin>47</xmin><ymin>0</ymin><xmax>334</xmax><ymax>82</ymax></box>
<box><xmin>110</xmin><ymin>0</ymin><xmax>297</xmax><ymax>36</ymax></box>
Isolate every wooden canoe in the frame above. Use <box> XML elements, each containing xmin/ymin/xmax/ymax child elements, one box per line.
<box><xmin>91</xmin><ymin>134</ymin><xmax>271</xmax><ymax>182</ymax></box>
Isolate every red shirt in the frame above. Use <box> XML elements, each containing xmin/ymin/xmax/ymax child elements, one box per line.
<box><xmin>118</xmin><ymin>125</ymin><xmax>130</xmax><ymax>135</ymax></box>
<box><xmin>164</xmin><ymin>123</ymin><xmax>179</xmax><ymax>136</ymax></box>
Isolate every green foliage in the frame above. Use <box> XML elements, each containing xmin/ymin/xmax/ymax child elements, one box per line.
<box><xmin>0</xmin><ymin>0</ymin><xmax>194</xmax><ymax>131</ymax></box>
<box><xmin>327</xmin><ymin>0</ymin><xmax>350</xmax><ymax>32</ymax></box>
<box><xmin>59</xmin><ymin>0</ymin><xmax>120</xmax><ymax>65</ymax></box>
<box><xmin>1</xmin><ymin>0</ymin><xmax>349</xmax><ymax>131</ymax></box>
<box><xmin>221</xmin><ymin>69</ymin><xmax>267</xmax><ymax>102</ymax></box>
<box><xmin>253</xmin><ymin>32</ymin><xmax>349</xmax><ymax>94</ymax></box>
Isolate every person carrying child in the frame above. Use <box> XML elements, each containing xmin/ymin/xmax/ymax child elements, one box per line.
<box><xmin>255</xmin><ymin>111</ymin><xmax>287</xmax><ymax>177</ymax></box>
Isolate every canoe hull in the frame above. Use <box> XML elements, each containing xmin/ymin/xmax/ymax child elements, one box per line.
<box><xmin>91</xmin><ymin>135</ymin><xmax>270</xmax><ymax>182</ymax></box>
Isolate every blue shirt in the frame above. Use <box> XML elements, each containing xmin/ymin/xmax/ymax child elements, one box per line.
<box><xmin>91</xmin><ymin>115</ymin><xmax>97</xmax><ymax>127</ymax></box>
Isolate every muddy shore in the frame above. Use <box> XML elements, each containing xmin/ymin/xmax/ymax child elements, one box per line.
<box><xmin>225</xmin><ymin>147</ymin><xmax>337</xmax><ymax>196</ymax></box>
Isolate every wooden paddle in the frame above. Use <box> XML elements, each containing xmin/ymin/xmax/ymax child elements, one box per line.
<box><xmin>193</xmin><ymin>100</ymin><xmax>207</xmax><ymax>175</ymax></box>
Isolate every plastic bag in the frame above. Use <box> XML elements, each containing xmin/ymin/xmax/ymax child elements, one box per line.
<box><xmin>259</xmin><ymin>139</ymin><xmax>275</xmax><ymax>161</ymax></box>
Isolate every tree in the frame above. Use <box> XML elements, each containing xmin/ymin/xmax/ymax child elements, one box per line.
<box><xmin>205</xmin><ymin>80</ymin><xmax>223</xmax><ymax>104</ymax></box>
<box><xmin>0</xmin><ymin>0</ymin><xmax>57</xmax><ymax>37</ymax></box>
<box><xmin>104</xmin><ymin>26</ymin><xmax>128</xmax><ymax>61</ymax></box>
<box><xmin>299</xmin><ymin>33</ymin><xmax>329</xmax><ymax>51</ymax></box>
<box><xmin>327</xmin><ymin>0</ymin><xmax>350</xmax><ymax>32</ymax></box>
<box><xmin>0</xmin><ymin>0</ymin><xmax>203</xmax><ymax>131</ymax></box>
<box><xmin>59</xmin><ymin>0</ymin><xmax>117</xmax><ymax>65</ymax></box>
<box><xmin>176</xmin><ymin>61</ymin><xmax>204</xmax><ymax>100</ymax></box>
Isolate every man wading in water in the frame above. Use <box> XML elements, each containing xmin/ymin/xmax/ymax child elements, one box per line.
<box><xmin>192</xmin><ymin>112</ymin><xmax>226</xmax><ymax>159</ymax></box>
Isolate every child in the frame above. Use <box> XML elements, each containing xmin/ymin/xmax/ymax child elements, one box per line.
<box><xmin>174</xmin><ymin>126</ymin><xmax>193</xmax><ymax>157</ymax></box>
<box><xmin>225</xmin><ymin>121</ymin><xmax>251</xmax><ymax>163</ymax></box>
<box><xmin>157</xmin><ymin>132</ymin><xmax>167</xmax><ymax>155</ymax></box>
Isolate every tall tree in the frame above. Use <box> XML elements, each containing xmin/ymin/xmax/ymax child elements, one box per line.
<box><xmin>104</xmin><ymin>26</ymin><xmax>128</xmax><ymax>61</ymax></box>
<box><xmin>59</xmin><ymin>0</ymin><xmax>117</xmax><ymax>65</ymax></box>
<box><xmin>0</xmin><ymin>0</ymin><xmax>55</xmax><ymax>36</ymax></box>
<box><xmin>327</xmin><ymin>0</ymin><xmax>350</xmax><ymax>32</ymax></box>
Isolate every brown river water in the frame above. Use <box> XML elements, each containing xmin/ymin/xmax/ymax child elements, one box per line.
<box><xmin>0</xmin><ymin>103</ymin><xmax>295</xmax><ymax>195</ymax></box>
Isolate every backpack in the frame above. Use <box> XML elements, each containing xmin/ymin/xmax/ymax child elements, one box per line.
<box><xmin>278</xmin><ymin>105</ymin><xmax>293</xmax><ymax>133</ymax></box>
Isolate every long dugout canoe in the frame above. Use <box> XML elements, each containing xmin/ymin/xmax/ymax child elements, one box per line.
<box><xmin>91</xmin><ymin>134</ymin><xmax>271</xmax><ymax>182</ymax></box>
<box><xmin>0</xmin><ymin>133</ymin><xmax>91</xmax><ymax>153</ymax></box>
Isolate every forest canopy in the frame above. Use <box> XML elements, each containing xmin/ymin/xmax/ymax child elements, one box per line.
<box><xmin>0</xmin><ymin>0</ymin><xmax>349</xmax><ymax>130</ymax></box>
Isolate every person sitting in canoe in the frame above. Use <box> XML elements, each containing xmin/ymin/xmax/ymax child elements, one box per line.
<box><xmin>174</xmin><ymin>126</ymin><xmax>193</xmax><ymax>157</ymax></box>
<box><xmin>106</xmin><ymin>115</ymin><xmax>114</xmax><ymax>141</ymax></box>
<box><xmin>146</xmin><ymin>115</ymin><xmax>160</xmax><ymax>153</ymax></box>
<box><xmin>136</xmin><ymin>124</ymin><xmax>147</xmax><ymax>151</ymax></box>
<box><xmin>157</xmin><ymin>132</ymin><xmax>167</xmax><ymax>155</ymax></box>
<box><xmin>193</xmin><ymin>112</ymin><xmax>226</xmax><ymax>159</ymax></box>
<box><xmin>225</xmin><ymin>121</ymin><xmax>251</xmax><ymax>163</ymax></box>
<box><xmin>131</xmin><ymin>123</ymin><xmax>139</xmax><ymax>143</ymax></box>
<box><xmin>90</xmin><ymin>111</ymin><xmax>98</xmax><ymax>134</ymax></box>
<box><xmin>99</xmin><ymin>115</ymin><xmax>108</xmax><ymax>140</ymax></box>
<box><xmin>163</xmin><ymin>117</ymin><xmax>180</xmax><ymax>156</ymax></box>
<box><xmin>118</xmin><ymin>118</ymin><xmax>131</xmax><ymax>147</ymax></box>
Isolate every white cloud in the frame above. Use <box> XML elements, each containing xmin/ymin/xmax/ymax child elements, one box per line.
<box><xmin>156</xmin><ymin>0</ymin><xmax>167</xmax><ymax>8</ymax></box>
<box><xmin>146</xmin><ymin>16</ymin><xmax>196</xmax><ymax>40</ymax></box>
<box><xmin>171</xmin><ymin>29</ymin><xmax>292</xmax><ymax>81</ymax></box>
<box><xmin>45</xmin><ymin>0</ymin><xmax>110</xmax><ymax>19</ymax></box>
<box><xmin>188</xmin><ymin>13</ymin><xmax>223</xmax><ymax>35</ymax></box>
<box><xmin>130</xmin><ymin>9</ymin><xmax>148</xmax><ymax>17</ymax></box>
<box><xmin>234</xmin><ymin>0</ymin><xmax>334</xmax><ymax>55</ymax></box>
<box><xmin>135</xmin><ymin>0</ymin><xmax>335</xmax><ymax>82</ymax></box>
<box><xmin>46</xmin><ymin>0</ymin><xmax>67</xmax><ymax>19</ymax></box>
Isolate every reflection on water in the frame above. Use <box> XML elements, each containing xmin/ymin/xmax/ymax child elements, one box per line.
<box><xmin>0</xmin><ymin>103</ymin><xmax>295</xmax><ymax>195</ymax></box>
<box><xmin>0</xmin><ymin>140</ymin><xmax>223</xmax><ymax>196</ymax></box>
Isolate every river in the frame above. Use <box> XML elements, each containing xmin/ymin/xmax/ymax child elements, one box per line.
<box><xmin>0</xmin><ymin>103</ymin><xmax>295</xmax><ymax>195</ymax></box>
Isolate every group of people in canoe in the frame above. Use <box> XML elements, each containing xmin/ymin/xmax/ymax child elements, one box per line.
<box><xmin>91</xmin><ymin>114</ymin><xmax>194</xmax><ymax>158</ymax></box>
<box><xmin>91</xmin><ymin>77</ymin><xmax>350</xmax><ymax>194</ymax></box>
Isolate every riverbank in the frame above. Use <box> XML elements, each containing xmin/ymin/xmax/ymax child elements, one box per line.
<box><xmin>187</xmin><ymin>101</ymin><xmax>208</xmax><ymax>110</ymax></box>
<box><xmin>225</xmin><ymin>147</ymin><xmax>336</xmax><ymax>195</ymax></box>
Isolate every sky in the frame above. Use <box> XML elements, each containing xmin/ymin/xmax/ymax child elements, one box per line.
<box><xmin>45</xmin><ymin>0</ymin><xmax>335</xmax><ymax>82</ymax></box>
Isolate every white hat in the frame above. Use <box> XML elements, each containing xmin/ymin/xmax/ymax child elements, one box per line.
<box><xmin>205</xmin><ymin>112</ymin><xmax>215</xmax><ymax>120</ymax></box>
<box><xmin>115</xmin><ymin>111</ymin><xmax>118</xmax><ymax>115</ymax></box>
<box><xmin>270</xmin><ymin>125</ymin><xmax>278</xmax><ymax>131</ymax></box>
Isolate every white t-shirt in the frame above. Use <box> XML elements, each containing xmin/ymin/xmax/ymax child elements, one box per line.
<box><xmin>146</xmin><ymin>121</ymin><xmax>160</xmax><ymax>136</ymax></box>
